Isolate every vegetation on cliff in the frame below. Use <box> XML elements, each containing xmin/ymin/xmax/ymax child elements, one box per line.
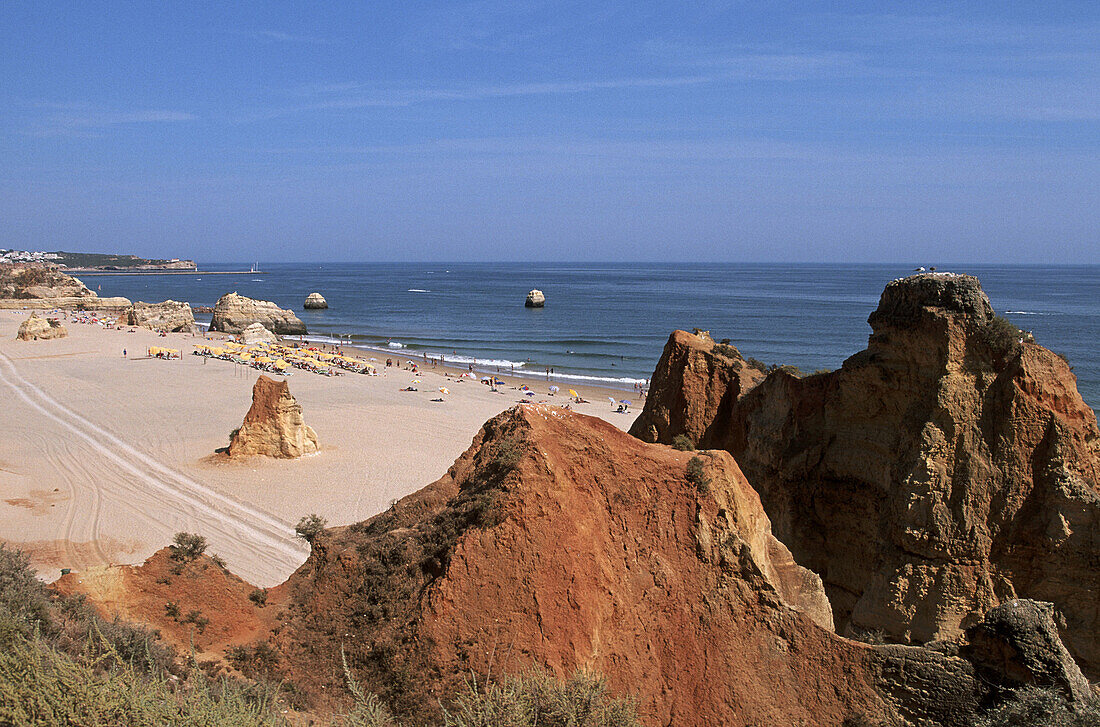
<box><xmin>1</xmin><ymin>543</ymin><xmax>640</xmax><ymax>726</ymax></box>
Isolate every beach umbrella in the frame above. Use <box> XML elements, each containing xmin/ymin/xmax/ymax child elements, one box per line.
<box><xmin>525</xmin><ymin>391</ymin><xmax>535</xmax><ymax>396</ymax></box>
<box><xmin>620</xmin><ymin>400</ymin><xmax>632</xmax><ymax>405</ymax></box>
<box><xmin>480</xmin><ymin>376</ymin><xmax>491</xmax><ymax>382</ymax></box>
<box><xmin>569</xmin><ymin>389</ymin><xmax>579</xmax><ymax>398</ymax></box>
<box><xmin>609</xmin><ymin>397</ymin><xmax>617</xmax><ymax>408</ymax></box>
<box><xmin>549</xmin><ymin>385</ymin><xmax>559</xmax><ymax>393</ymax></box>
<box><xmin>412</xmin><ymin>379</ymin><xmax>421</xmax><ymax>384</ymax></box>
<box><xmin>439</xmin><ymin>387</ymin><xmax>450</xmax><ymax>395</ymax></box>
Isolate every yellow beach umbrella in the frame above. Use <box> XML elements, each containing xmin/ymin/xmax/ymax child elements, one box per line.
<box><xmin>569</xmin><ymin>389</ymin><xmax>579</xmax><ymax>398</ymax></box>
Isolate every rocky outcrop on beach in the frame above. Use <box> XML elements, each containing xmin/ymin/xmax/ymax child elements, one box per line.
<box><xmin>303</xmin><ymin>292</ymin><xmax>327</xmax><ymax>309</ymax></box>
<box><xmin>631</xmin><ymin>273</ymin><xmax>1100</xmax><ymax>677</ymax></box>
<box><xmin>122</xmin><ymin>300</ymin><xmax>197</xmax><ymax>333</ymax></box>
<box><xmin>0</xmin><ymin>263</ymin><xmax>130</xmax><ymax>309</ymax></box>
<box><xmin>16</xmin><ymin>313</ymin><xmax>67</xmax><ymax>341</ymax></box>
<box><xmin>525</xmin><ymin>289</ymin><xmax>545</xmax><ymax>307</ymax></box>
<box><xmin>227</xmin><ymin>375</ymin><xmax>318</xmax><ymax>459</ymax></box>
<box><xmin>209</xmin><ymin>292</ymin><xmax>307</xmax><ymax>335</ymax></box>
<box><xmin>240</xmin><ymin>321</ymin><xmax>277</xmax><ymax>345</ymax></box>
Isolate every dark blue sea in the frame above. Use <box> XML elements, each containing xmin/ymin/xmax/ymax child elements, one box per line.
<box><xmin>85</xmin><ymin>263</ymin><xmax>1099</xmax><ymax>412</ymax></box>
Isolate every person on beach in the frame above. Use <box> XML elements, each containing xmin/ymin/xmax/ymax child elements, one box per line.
<box><xmin>122</xmin><ymin>349</ymin><xmax>126</xmax><ymax>358</ymax></box>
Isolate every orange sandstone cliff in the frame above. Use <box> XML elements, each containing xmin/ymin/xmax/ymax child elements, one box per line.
<box><xmin>630</xmin><ymin>273</ymin><xmax>1100</xmax><ymax>677</ymax></box>
<box><xmin>271</xmin><ymin>404</ymin><xmax>879</xmax><ymax>725</ymax></box>
<box><xmin>56</xmin><ymin>402</ymin><xmax>1096</xmax><ymax>726</ymax></box>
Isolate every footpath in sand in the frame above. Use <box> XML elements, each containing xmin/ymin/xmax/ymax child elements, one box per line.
<box><xmin>0</xmin><ymin>310</ymin><xmax>636</xmax><ymax>586</ymax></box>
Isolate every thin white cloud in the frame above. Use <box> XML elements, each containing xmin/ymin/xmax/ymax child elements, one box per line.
<box><xmin>248</xmin><ymin>29</ymin><xmax>329</xmax><ymax>44</ymax></box>
<box><xmin>22</xmin><ymin>105</ymin><xmax>197</xmax><ymax>137</ymax></box>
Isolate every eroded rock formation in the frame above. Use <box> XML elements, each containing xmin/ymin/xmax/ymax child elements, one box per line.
<box><xmin>303</xmin><ymin>292</ymin><xmax>327</xmax><ymax>309</ymax></box>
<box><xmin>525</xmin><ymin>289</ymin><xmax>545</xmax><ymax>307</ymax></box>
<box><xmin>0</xmin><ymin>263</ymin><xmax>130</xmax><ymax>309</ymax></box>
<box><xmin>629</xmin><ymin>329</ymin><xmax>765</xmax><ymax>445</ymax></box>
<box><xmin>16</xmin><ymin>313</ymin><xmax>67</xmax><ymax>341</ymax></box>
<box><xmin>631</xmin><ymin>273</ymin><xmax>1100</xmax><ymax>677</ymax></box>
<box><xmin>271</xmin><ymin>404</ymin><xmax>889</xmax><ymax>725</ymax></box>
<box><xmin>209</xmin><ymin>292</ymin><xmax>307</xmax><ymax>335</ymax></box>
<box><xmin>122</xmin><ymin>300</ymin><xmax>197</xmax><ymax>333</ymax></box>
<box><xmin>53</xmin><ymin>402</ymin><xmax>1097</xmax><ymax>726</ymax></box>
<box><xmin>240</xmin><ymin>321</ymin><xmax>277</xmax><ymax>345</ymax></box>
<box><xmin>227</xmin><ymin>375</ymin><xmax>318</xmax><ymax>458</ymax></box>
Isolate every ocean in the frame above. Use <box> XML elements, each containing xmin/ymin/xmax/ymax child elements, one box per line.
<box><xmin>86</xmin><ymin>263</ymin><xmax>1099</xmax><ymax>412</ymax></box>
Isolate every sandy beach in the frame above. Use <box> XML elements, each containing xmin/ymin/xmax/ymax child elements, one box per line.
<box><xmin>0</xmin><ymin>308</ymin><xmax>640</xmax><ymax>586</ymax></box>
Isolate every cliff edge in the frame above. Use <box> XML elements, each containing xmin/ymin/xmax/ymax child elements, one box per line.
<box><xmin>630</xmin><ymin>273</ymin><xmax>1100</xmax><ymax>677</ymax></box>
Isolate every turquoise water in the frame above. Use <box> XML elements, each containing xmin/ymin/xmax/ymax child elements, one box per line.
<box><xmin>87</xmin><ymin>263</ymin><xmax>1099</xmax><ymax>411</ymax></box>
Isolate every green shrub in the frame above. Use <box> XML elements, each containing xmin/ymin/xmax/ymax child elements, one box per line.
<box><xmin>295</xmin><ymin>514</ymin><xmax>328</xmax><ymax>544</ymax></box>
<box><xmin>443</xmin><ymin>668</ymin><xmax>641</xmax><ymax>727</ymax></box>
<box><xmin>711</xmin><ymin>343</ymin><xmax>739</xmax><ymax>359</ymax></box>
<box><xmin>183</xmin><ymin>610</ymin><xmax>209</xmax><ymax>634</ymax></box>
<box><xmin>0</xmin><ymin>544</ymin><xmax>52</xmax><ymax>635</ymax></box>
<box><xmin>974</xmin><ymin>686</ymin><xmax>1100</xmax><ymax>727</ymax></box>
<box><xmin>490</xmin><ymin>436</ymin><xmax>523</xmax><ymax>471</ymax></box>
<box><xmin>685</xmin><ymin>456</ymin><xmax>711</xmax><ymax>494</ymax></box>
<box><xmin>169</xmin><ymin>532</ymin><xmax>208</xmax><ymax>562</ymax></box>
<box><xmin>745</xmin><ymin>357</ymin><xmax>767</xmax><ymax>372</ymax></box>
<box><xmin>767</xmin><ymin>363</ymin><xmax>805</xmax><ymax>377</ymax></box>
<box><xmin>248</xmin><ymin>589</ymin><xmax>268</xmax><ymax>607</ymax></box>
<box><xmin>671</xmin><ymin>434</ymin><xmax>695</xmax><ymax>452</ymax></box>
<box><xmin>979</xmin><ymin>316</ymin><xmax>1023</xmax><ymax>360</ymax></box>
<box><xmin>226</xmin><ymin>642</ymin><xmax>281</xmax><ymax>681</ymax></box>
<box><xmin>164</xmin><ymin>602</ymin><xmax>180</xmax><ymax>620</ymax></box>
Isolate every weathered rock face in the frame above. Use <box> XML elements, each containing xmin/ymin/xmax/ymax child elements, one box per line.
<box><xmin>867</xmin><ymin>598</ymin><xmax>1094</xmax><ymax>727</ymax></box>
<box><xmin>227</xmin><ymin>376</ymin><xmax>318</xmax><ymax>458</ymax></box>
<box><xmin>630</xmin><ymin>329</ymin><xmax>765</xmax><ymax>445</ymax></box>
<box><xmin>16</xmin><ymin>313</ymin><xmax>67</xmax><ymax>341</ymax></box>
<box><xmin>964</xmin><ymin>599</ymin><xmax>1092</xmax><ymax>703</ymax></box>
<box><xmin>273</xmin><ymin>405</ymin><xmax>893</xmax><ymax>726</ymax></box>
<box><xmin>0</xmin><ymin>263</ymin><xmax>130</xmax><ymax>309</ymax></box>
<box><xmin>240</xmin><ymin>321</ymin><xmax>277</xmax><ymax>345</ymax></box>
<box><xmin>122</xmin><ymin>300</ymin><xmax>196</xmax><ymax>333</ymax></box>
<box><xmin>209</xmin><ymin>292</ymin><xmax>307</xmax><ymax>335</ymax></box>
<box><xmin>631</xmin><ymin>273</ymin><xmax>1100</xmax><ymax>677</ymax></box>
<box><xmin>303</xmin><ymin>292</ymin><xmax>327</xmax><ymax>309</ymax></box>
<box><xmin>55</xmin><ymin>401</ymin><xmax>1096</xmax><ymax>726</ymax></box>
<box><xmin>525</xmin><ymin>289</ymin><xmax>545</xmax><ymax>307</ymax></box>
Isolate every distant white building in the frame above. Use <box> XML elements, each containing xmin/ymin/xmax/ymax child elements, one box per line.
<box><xmin>0</xmin><ymin>249</ymin><xmax>60</xmax><ymax>264</ymax></box>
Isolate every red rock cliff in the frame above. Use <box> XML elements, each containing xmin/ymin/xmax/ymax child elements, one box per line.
<box><xmin>273</xmin><ymin>404</ymin><xmax>890</xmax><ymax>726</ymax></box>
<box><xmin>631</xmin><ymin>273</ymin><xmax>1100</xmax><ymax>677</ymax></box>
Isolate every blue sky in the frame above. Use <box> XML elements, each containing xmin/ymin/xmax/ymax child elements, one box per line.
<box><xmin>1</xmin><ymin>2</ymin><xmax>1097</xmax><ymax>263</ymax></box>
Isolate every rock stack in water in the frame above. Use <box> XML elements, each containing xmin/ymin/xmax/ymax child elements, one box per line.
<box><xmin>122</xmin><ymin>300</ymin><xmax>197</xmax><ymax>333</ymax></box>
<box><xmin>525</xmin><ymin>289</ymin><xmax>545</xmax><ymax>307</ymax></box>
<box><xmin>303</xmin><ymin>292</ymin><xmax>328</xmax><ymax>309</ymax></box>
<box><xmin>16</xmin><ymin>313</ymin><xmax>67</xmax><ymax>341</ymax></box>
<box><xmin>227</xmin><ymin>376</ymin><xmax>319</xmax><ymax>458</ymax></box>
<box><xmin>209</xmin><ymin>292</ymin><xmax>307</xmax><ymax>335</ymax></box>
<box><xmin>631</xmin><ymin>272</ymin><xmax>1100</xmax><ymax>678</ymax></box>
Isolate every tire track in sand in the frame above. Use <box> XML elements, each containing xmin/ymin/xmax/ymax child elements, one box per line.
<box><xmin>0</xmin><ymin>351</ymin><xmax>309</xmax><ymax>582</ymax></box>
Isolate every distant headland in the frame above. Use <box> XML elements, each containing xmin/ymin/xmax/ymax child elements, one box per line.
<box><xmin>0</xmin><ymin>249</ymin><xmax>261</xmax><ymax>275</ymax></box>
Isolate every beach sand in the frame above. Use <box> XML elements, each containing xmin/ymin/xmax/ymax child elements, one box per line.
<box><xmin>0</xmin><ymin>309</ymin><xmax>642</xmax><ymax>586</ymax></box>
